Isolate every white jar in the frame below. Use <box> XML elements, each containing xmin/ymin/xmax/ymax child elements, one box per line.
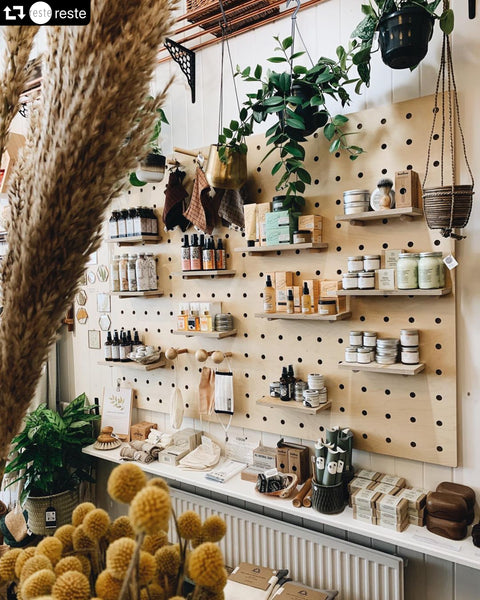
<box><xmin>401</xmin><ymin>347</ymin><xmax>420</xmax><ymax>364</ymax></box>
<box><xmin>357</xmin><ymin>347</ymin><xmax>372</xmax><ymax>364</ymax></box>
<box><xmin>400</xmin><ymin>329</ymin><xmax>419</xmax><ymax>347</ymax></box>
<box><xmin>348</xmin><ymin>256</ymin><xmax>364</xmax><ymax>273</ymax></box>
<box><xmin>127</xmin><ymin>254</ymin><xmax>137</xmax><ymax>291</ymax></box>
<box><xmin>363</xmin><ymin>331</ymin><xmax>377</xmax><ymax>347</ymax></box>
<box><xmin>418</xmin><ymin>252</ymin><xmax>441</xmax><ymax>289</ymax></box>
<box><xmin>432</xmin><ymin>252</ymin><xmax>446</xmax><ymax>287</ymax></box>
<box><xmin>145</xmin><ymin>252</ymin><xmax>157</xmax><ymax>290</ymax></box>
<box><xmin>308</xmin><ymin>373</ymin><xmax>324</xmax><ymax>390</ymax></box>
<box><xmin>358</xmin><ymin>271</ymin><xmax>375</xmax><ymax>289</ymax></box>
<box><xmin>303</xmin><ymin>389</ymin><xmax>320</xmax><ymax>408</ymax></box>
<box><xmin>135</xmin><ymin>253</ymin><xmax>149</xmax><ymax>291</ymax></box>
<box><xmin>397</xmin><ymin>253</ymin><xmax>419</xmax><ymax>289</ymax></box>
<box><xmin>110</xmin><ymin>255</ymin><xmax>120</xmax><ymax>292</ymax></box>
<box><xmin>345</xmin><ymin>347</ymin><xmax>358</xmax><ymax>362</ymax></box>
<box><xmin>363</xmin><ymin>254</ymin><xmax>381</xmax><ymax>271</ymax></box>
<box><xmin>318</xmin><ymin>387</ymin><xmax>328</xmax><ymax>404</ymax></box>
<box><xmin>349</xmin><ymin>331</ymin><xmax>363</xmax><ymax>346</ymax></box>
<box><xmin>343</xmin><ymin>272</ymin><xmax>359</xmax><ymax>289</ymax></box>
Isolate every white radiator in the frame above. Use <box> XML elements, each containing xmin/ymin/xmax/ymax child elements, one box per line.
<box><xmin>170</xmin><ymin>488</ymin><xmax>404</xmax><ymax>600</ymax></box>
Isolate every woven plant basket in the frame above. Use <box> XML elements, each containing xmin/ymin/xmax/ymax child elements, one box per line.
<box><xmin>422</xmin><ymin>21</ymin><xmax>474</xmax><ymax>239</ymax></box>
<box><xmin>25</xmin><ymin>488</ymin><xmax>79</xmax><ymax>535</ymax></box>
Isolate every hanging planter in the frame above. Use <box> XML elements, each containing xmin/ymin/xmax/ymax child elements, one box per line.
<box><xmin>378</xmin><ymin>5</ymin><xmax>434</xmax><ymax>69</ymax></box>
<box><xmin>422</xmin><ymin>30</ymin><xmax>474</xmax><ymax>239</ymax></box>
<box><xmin>205</xmin><ymin>144</ymin><xmax>247</xmax><ymax>190</ymax></box>
<box><xmin>135</xmin><ymin>152</ymin><xmax>166</xmax><ymax>183</ymax></box>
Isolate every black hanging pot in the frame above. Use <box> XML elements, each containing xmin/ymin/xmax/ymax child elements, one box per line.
<box><xmin>378</xmin><ymin>6</ymin><xmax>434</xmax><ymax>69</ymax></box>
<box><xmin>280</xmin><ymin>82</ymin><xmax>329</xmax><ymax>139</ymax></box>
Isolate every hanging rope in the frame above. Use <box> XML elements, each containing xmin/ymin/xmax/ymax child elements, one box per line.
<box><xmin>422</xmin><ymin>7</ymin><xmax>474</xmax><ymax>240</ymax></box>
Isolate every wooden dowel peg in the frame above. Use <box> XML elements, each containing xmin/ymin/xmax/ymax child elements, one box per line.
<box><xmin>211</xmin><ymin>350</ymin><xmax>233</xmax><ymax>364</ymax></box>
<box><xmin>173</xmin><ymin>146</ymin><xmax>199</xmax><ymax>158</ymax></box>
<box><xmin>195</xmin><ymin>348</ymin><xmax>213</xmax><ymax>362</ymax></box>
<box><xmin>166</xmin><ymin>347</ymin><xmax>188</xmax><ymax>360</ymax></box>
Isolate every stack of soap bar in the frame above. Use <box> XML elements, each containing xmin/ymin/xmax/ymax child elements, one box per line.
<box><xmin>298</xmin><ymin>214</ymin><xmax>323</xmax><ymax>243</ymax></box>
<box><xmin>351</xmin><ymin>489</ymin><xmax>381</xmax><ymax>524</ymax></box>
<box><xmin>375</xmin><ymin>494</ymin><xmax>409</xmax><ymax>532</ymax></box>
<box><xmin>396</xmin><ymin>488</ymin><xmax>427</xmax><ymax>526</ymax></box>
<box><xmin>426</xmin><ymin>481</ymin><xmax>476</xmax><ymax>540</ymax></box>
<box><xmin>265</xmin><ymin>210</ymin><xmax>299</xmax><ymax>245</ymax></box>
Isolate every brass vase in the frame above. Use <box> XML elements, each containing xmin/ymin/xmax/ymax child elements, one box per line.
<box><xmin>205</xmin><ymin>145</ymin><xmax>247</xmax><ymax>190</ymax></box>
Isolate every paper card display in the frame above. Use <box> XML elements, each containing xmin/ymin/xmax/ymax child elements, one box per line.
<box><xmin>101</xmin><ymin>386</ymin><xmax>133</xmax><ymax>441</ymax></box>
<box><xmin>228</xmin><ymin>563</ymin><xmax>277</xmax><ymax>590</ymax></box>
<box><xmin>276</xmin><ymin>582</ymin><xmax>330</xmax><ymax>600</ymax></box>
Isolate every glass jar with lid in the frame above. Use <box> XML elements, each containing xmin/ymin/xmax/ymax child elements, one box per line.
<box><xmin>363</xmin><ymin>254</ymin><xmax>381</xmax><ymax>271</ymax></box>
<box><xmin>358</xmin><ymin>271</ymin><xmax>375</xmax><ymax>289</ymax></box>
<box><xmin>345</xmin><ymin>347</ymin><xmax>358</xmax><ymax>363</ymax></box>
<box><xmin>349</xmin><ymin>331</ymin><xmax>363</xmax><ymax>346</ymax></box>
<box><xmin>343</xmin><ymin>272</ymin><xmax>358</xmax><ymax>289</ymax></box>
<box><xmin>400</xmin><ymin>329</ymin><xmax>419</xmax><ymax>347</ymax></box>
<box><xmin>348</xmin><ymin>256</ymin><xmax>364</xmax><ymax>272</ymax></box>
<box><xmin>397</xmin><ymin>253</ymin><xmax>419</xmax><ymax>289</ymax></box>
<box><xmin>418</xmin><ymin>252</ymin><xmax>441</xmax><ymax>289</ymax></box>
<box><xmin>431</xmin><ymin>251</ymin><xmax>446</xmax><ymax>287</ymax></box>
<box><xmin>357</xmin><ymin>347</ymin><xmax>372</xmax><ymax>364</ymax></box>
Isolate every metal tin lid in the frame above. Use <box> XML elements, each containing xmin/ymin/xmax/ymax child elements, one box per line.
<box><xmin>343</xmin><ymin>272</ymin><xmax>359</xmax><ymax>278</ymax></box>
<box><xmin>363</xmin><ymin>331</ymin><xmax>377</xmax><ymax>337</ymax></box>
<box><xmin>318</xmin><ymin>300</ymin><xmax>336</xmax><ymax>305</ymax></box>
<box><xmin>343</xmin><ymin>189</ymin><xmax>370</xmax><ymax>195</ymax></box>
<box><xmin>400</xmin><ymin>329</ymin><xmax>419</xmax><ymax>334</ymax></box>
<box><xmin>357</xmin><ymin>347</ymin><xmax>371</xmax><ymax>353</ymax></box>
<box><xmin>350</xmin><ymin>330</ymin><xmax>363</xmax><ymax>335</ymax></box>
<box><xmin>348</xmin><ymin>255</ymin><xmax>364</xmax><ymax>261</ymax></box>
<box><xmin>419</xmin><ymin>252</ymin><xmax>438</xmax><ymax>257</ymax></box>
<box><xmin>358</xmin><ymin>271</ymin><xmax>374</xmax><ymax>276</ymax></box>
<box><xmin>398</xmin><ymin>253</ymin><xmax>420</xmax><ymax>258</ymax></box>
<box><xmin>345</xmin><ymin>346</ymin><xmax>358</xmax><ymax>352</ymax></box>
<box><xmin>363</xmin><ymin>254</ymin><xmax>381</xmax><ymax>259</ymax></box>
<box><xmin>431</xmin><ymin>252</ymin><xmax>444</xmax><ymax>257</ymax></box>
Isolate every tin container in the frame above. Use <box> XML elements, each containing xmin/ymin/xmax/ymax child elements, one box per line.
<box><xmin>343</xmin><ymin>272</ymin><xmax>359</xmax><ymax>289</ymax></box>
<box><xmin>348</xmin><ymin>256</ymin><xmax>364</xmax><ymax>273</ymax></box>
<box><xmin>363</xmin><ymin>254</ymin><xmax>381</xmax><ymax>271</ymax></box>
<box><xmin>358</xmin><ymin>271</ymin><xmax>375</xmax><ymax>289</ymax></box>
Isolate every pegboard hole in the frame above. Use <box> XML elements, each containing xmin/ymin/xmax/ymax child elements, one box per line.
<box><xmin>381</xmin><ymin>118</ymin><xmax>387</xmax><ymax>124</ymax></box>
<box><xmin>437</xmin><ymin>446</ymin><xmax>443</xmax><ymax>452</ymax></box>
<box><xmin>407</xmin><ymin>241</ymin><xmax>414</xmax><ymax>247</ymax></box>
<box><xmin>360</xmin><ymin>315</ymin><xmax>366</xmax><ymax>322</ymax></box>
<box><xmin>362</xmin><ymin>433</ymin><xmax>368</xmax><ymax>439</ymax></box>
<box><xmin>339</xmin><ymin>384</ymin><xmax>344</xmax><ymax>390</ymax></box>
<box><xmin>337</xmin><ymin>269</ymin><xmax>342</xmax><ymax>275</ymax></box>
<box><xmin>434</xmin><ymin>239</ymin><xmax>441</xmax><ymax>246</ymax></box>
<box><xmin>386</xmin><ymin>437</ymin><xmax>392</xmax><ymax>443</ymax></box>
<box><xmin>314</xmin><ymin>202</ymin><xmax>320</xmax><ymax>208</ymax></box>
<box><xmin>435</xmin><ymin>343</ymin><xmax>442</xmax><ymax>350</ymax></box>
<box><xmin>381</xmin><ymin>143</ymin><xmax>387</xmax><ymax>150</ymax></box>
<box><xmin>281</xmin><ymin>419</ymin><xmax>285</xmax><ymax>425</ymax></box>
<box><xmin>385</xmin><ymin>413</ymin><xmax>391</xmax><ymax>419</ymax></box>
<box><xmin>278</xmin><ymin>335</ymin><xmax>283</xmax><ymax>340</ymax></box>
<box><xmin>335</xmin><ymin>176</ymin><xmax>341</xmax><ymax>182</ymax></box>
<box><xmin>315</xmin><ymin>270</ymin><xmax>321</xmax><ymax>276</ymax></box>
<box><xmin>382</xmin><ymin>242</ymin><xmax>388</xmax><ymax>249</ymax></box>
<box><xmin>299</xmin><ymin>423</ymin><xmax>305</xmax><ymax>428</ymax></box>
<box><xmin>409</xmin><ymin>317</ymin><xmax>415</xmax><ymax>323</ymax></box>
<box><xmin>361</xmin><ymin>386</ymin><xmax>367</xmax><ymax>392</ymax></box>
<box><xmin>340</xmin><ymin>407</ymin><xmax>345</xmax><ymax>412</ymax></box>
<box><xmin>410</xmin><ymin>417</ymin><xmax>416</xmax><ymax>423</ymax></box>
<box><xmin>433</xmin><ymin>133</ymin><xmax>439</xmax><ymax>140</ymax></box>
<box><xmin>262</xmin><ymin>416</ymin><xmax>267</xmax><ymax>422</ymax></box>
<box><xmin>436</xmin><ymin>369</ymin><xmax>442</xmax><ymax>375</ymax></box>
<box><xmin>406</xmin><ymin>112</ymin><xmax>412</xmax><ymax>119</ymax></box>
<box><xmin>381</xmin><ymin>168</ymin><xmax>387</xmax><ymax>175</ymax></box>
<box><xmin>338</xmin><ymin>338</ymin><xmax>344</xmax><ymax>344</ymax></box>
<box><xmin>357</xmin><ymin>172</ymin><xmax>364</xmax><ymax>178</ymax></box>
<box><xmin>319</xmin><ymin>426</ymin><xmax>325</xmax><ymax>432</ymax></box>
<box><xmin>314</xmin><ymin>156</ymin><xmax>319</xmax><ymax>162</ymax></box>
<box><xmin>257</xmin><ymin>166</ymin><xmax>261</xmax><ymax>172</ymax></box>
<box><xmin>261</xmin><ymin>354</ymin><xmax>266</xmax><ymax>360</ymax></box>
<box><xmin>297</xmin><ymin>336</ymin><xmax>302</xmax><ymax>341</ymax></box>
<box><xmin>433</xmin><ymin>160</ymin><xmax>440</xmax><ymax>167</ymax></box>
<box><xmin>436</xmin><ymin>420</ymin><xmax>443</xmax><ymax>427</ymax></box>
<box><xmin>406</xmin><ymin>138</ymin><xmax>412</xmax><ymax>145</ymax></box>
<box><xmin>410</xmin><ymin>441</ymin><xmax>416</xmax><ymax>448</ymax></box>
<box><xmin>385</xmin><ymin>389</ymin><xmax>391</xmax><ymax>395</ymax></box>
<box><xmin>362</xmin><ymin>410</ymin><xmax>367</xmax><ymax>416</ymax></box>
<box><xmin>246</xmin><ymin>413</ymin><xmax>250</xmax><ymax>418</ymax></box>
<box><xmin>336</xmin><ymin>246</ymin><xmax>342</xmax><ymax>252</ymax></box>
<box><xmin>410</xmin><ymin>392</ymin><xmax>416</xmax><ymax>398</ymax></box>
<box><xmin>278</xmin><ymin>356</ymin><xmax>284</xmax><ymax>361</ymax></box>
<box><xmin>317</xmin><ymin>337</ymin><xmax>322</xmax><ymax>343</ymax></box>
<box><xmin>336</xmin><ymin>223</ymin><xmax>342</xmax><ymax>229</ymax></box>
<box><xmin>383</xmin><ymin>316</ymin><xmax>389</xmax><ymax>323</ymax></box>
<box><xmin>336</xmin><ymin>199</ymin><xmax>341</xmax><ymax>205</ymax></box>
<box><xmin>335</xmin><ymin>152</ymin><xmax>341</xmax><ymax>158</ymax></box>
<box><xmin>358</xmin><ymin>244</ymin><xmax>364</xmax><ymax>251</ymax></box>
<box><xmin>314</xmin><ymin>179</ymin><xmax>319</xmax><ymax>185</ymax></box>
<box><xmin>435</xmin><ymin>317</ymin><xmax>442</xmax><ymax>324</ymax></box>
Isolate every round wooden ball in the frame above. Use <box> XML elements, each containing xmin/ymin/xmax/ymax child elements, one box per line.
<box><xmin>195</xmin><ymin>349</ymin><xmax>208</xmax><ymax>362</ymax></box>
<box><xmin>212</xmin><ymin>351</ymin><xmax>224</xmax><ymax>364</ymax></box>
<box><xmin>165</xmin><ymin>347</ymin><xmax>178</xmax><ymax>360</ymax></box>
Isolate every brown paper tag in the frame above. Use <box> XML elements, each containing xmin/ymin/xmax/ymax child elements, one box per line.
<box><xmin>277</xmin><ymin>582</ymin><xmax>329</xmax><ymax>600</ymax></box>
<box><xmin>228</xmin><ymin>563</ymin><xmax>276</xmax><ymax>590</ymax></box>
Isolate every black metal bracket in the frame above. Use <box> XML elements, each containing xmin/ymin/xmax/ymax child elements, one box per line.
<box><xmin>164</xmin><ymin>38</ymin><xmax>196</xmax><ymax>103</ymax></box>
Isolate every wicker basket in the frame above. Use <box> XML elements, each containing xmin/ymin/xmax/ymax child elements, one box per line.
<box><xmin>311</xmin><ymin>480</ymin><xmax>346</xmax><ymax>515</ymax></box>
<box><xmin>423</xmin><ymin>185</ymin><xmax>474</xmax><ymax>230</ymax></box>
<box><xmin>25</xmin><ymin>489</ymin><xmax>79</xmax><ymax>536</ymax></box>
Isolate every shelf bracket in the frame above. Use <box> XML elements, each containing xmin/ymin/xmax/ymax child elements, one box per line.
<box><xmin>164</xmin><ymin>38</ymin><xmax>196</xmax><ymax>103</ymax></box>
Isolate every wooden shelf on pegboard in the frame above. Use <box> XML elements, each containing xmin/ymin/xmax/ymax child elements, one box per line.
<box><xmin>256</xmin><ymin>396</ymin><xmax>331</xmax><ymax>415</ymax></box>
<box><xmin>255</xmin><ymin>312</ymin><xmax>351</xmax><ymax>321</ymax></box>
<box><xmin>338</xmin><ymin>360</ymin><xmax>425</xmax><ymax>376</ymax></box>
<box><xmin>331</xmin><ymin>288</ymin><xmax>451</xmax><ymax>297</ymax></box>
<box><xmin>172</xmin><ymin>270</ymin><xmax>236</xmax><ymax>279</ymax></box>
<box><xmin>235</xmin><ymin>242</ymin><xmax>328</xmax><ymax>255</ymax></box>
<box><xmin>335</xmin><ymin>207</ymin><xmax>423</xmax><ymax>225</ymax></box>
<box><xmin>172</xmin><ymin>329</ymin><xmax>237</xmax><ymax>338</ymax></box>
<box><xmin>97</xmin><ymin>357</ymin><xmax>166</xmax><ymax>370</ymax></box>
<box><xmin>106</xmin><ymin>235</ymin><xmax>161</xmax><ymax>246</ymax></box>
<box><xmin>110</xmin><ymin>290</ymin><xmax>164</xmax><ymax>298</ymax></box>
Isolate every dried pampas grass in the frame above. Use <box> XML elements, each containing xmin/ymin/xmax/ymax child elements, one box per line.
<box><xmin>0</xmin><ymin>0</ymin><xmax>176</xmax><ymax>463</ymax></box>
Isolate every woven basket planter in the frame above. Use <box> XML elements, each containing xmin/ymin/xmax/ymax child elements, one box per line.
<box><xmin>25</xmin><ymin>488</ymin><xmax>79</xmax><ymax>535</ymax></box>
<box><xmin>423</xmin><ymin>185</ymin><xmax>474</xmax><ymax>230</ymax></box>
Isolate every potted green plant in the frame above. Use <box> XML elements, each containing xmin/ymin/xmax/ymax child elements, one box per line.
<box><xmin>348</xmin><ymin>0</ymin><xmax>454</xmax><ymax>84</ymax></box>
<box><xmin>218</xmin><ymin>36</ymin><xmax>364</xmax><ymax>211</ymax></box>
<box><xmin>4</xmin><ymin>393</ymin><xmax>100</xmax><ymax>535</ymax></box>
<box><xmin>130</xmin><ymin>106</ymin><xmax>169</xmax><ymax>187</ymax></box>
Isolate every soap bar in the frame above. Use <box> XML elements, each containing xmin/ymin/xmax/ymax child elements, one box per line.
<box><xmin>426</xmin><ymin>491</ymin><xmax>468</xmax><ymax>522</ymax></box>
<box><xmin>436</xmin><ymin>481</ymin><xmax>476</xmax><ymax>510</ymax></box>
<box><xmin>426</xmin><ymin>513</ymin><xmax>468</xmax><ymax>541</ymax></box>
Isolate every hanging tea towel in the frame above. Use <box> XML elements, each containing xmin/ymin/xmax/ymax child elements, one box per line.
<box><xmin>163</xmin><ymin>169</ymin><xmax>191</xmax><ymax>232</ymax></box>
<box><xmin>184</xmin><ymin>166</ymin><xmax>215</xmax><ymax>234</ymax></box>
<box><xmin>217</xmin><ymin>184</ymin><xmax>248</xmax><ymax>229</ymax></box>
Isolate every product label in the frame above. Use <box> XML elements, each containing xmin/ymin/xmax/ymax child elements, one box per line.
<box><xmin>118</xmin><ymin>220</ymin><xmax>126</xmax><ymax>237</ymax></box>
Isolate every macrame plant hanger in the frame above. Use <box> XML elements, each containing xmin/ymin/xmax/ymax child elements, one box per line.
<box><xmin>422</xmin><ymin>0</ymin><xmax>474</xmax><ymax>240</ymax></box>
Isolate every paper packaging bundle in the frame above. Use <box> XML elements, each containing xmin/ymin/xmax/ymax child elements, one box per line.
<box><xmin>320</xmin><ymin>279</ymin><xmax>347</xmax><ymax>314</ymax></box>
<box><xmin>275</xmin><ymin>271</ymin><xmax>294</xmax><ymax>312</ymax></box>
<box><xmin>241</xmin><ymin>445</ymin><xmax>277</xmax><ymax>481</ymax></box>
<box><xmin>351</xmin><ymin>489</ymin><xmax>381</xmax><ymax>524</ymax></box>
<box><xmin>375</xmin><ymin>494</ymin><xmax>409</xmax><ymax>532</ymax></box>
<box><xmin>355</xmin><ymin>469</ymin><xmax>382</xmax><ymax>482</ymax></box>
<box><xmin>265</xmin><ymin>210</ymin><xmax>298</xmax><ymax>245</ymax></box>
<box><xmin>130</xmin><ymin>421</ymin><xmax>157</xmax><ymax>441</ymax></box>
<box><xmin>395</xmin><ymin>169</ymin><xmax>421</xmax><ymax>208</ymax></box>
<box><xmin>377</xmin><ymin>474</ymin><xmax>406</xmax><ymax>488</ymax></box>
<box><xmin>369</xmin><ymin>482</ymin><xmax>401</xmax><ymax>496</ymax></box>
<box><xmin>256</xmin><ymin>202</ymin><xmax>271</xmax><ymax>246</ymax></box>
<box><xmin>298</xmin><ymin>214</ymin><xmax>323</xmax><ymax>243</ymax></box>
<box><xmin>172</xmin><ymin>428</ymin><xmax>202</xmax><ymax>451</ymax></box>
<box><xmin>276</xmin><ymin>440</ymin><xmax>310</xmax><ymax>483</ymax></box>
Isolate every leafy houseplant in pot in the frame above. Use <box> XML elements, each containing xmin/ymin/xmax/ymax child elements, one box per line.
<box><xmin>130</xmin><ymin>106</ymin><xmax>169</xmax><ymax>187</ymax></box>
<box><xmin>219</xmin><ymin>36</ymin><xmax>364</xmax><ymax>211</ymax></box>
<box><xmin>4</xmin><ymin>394</ymin><xmax>99</xmax><ymax>535</ymax></box>
<box><xmin>347</xmin><ymin>0</ymin><xmax>454</xmax><ymax>85</ymax></box>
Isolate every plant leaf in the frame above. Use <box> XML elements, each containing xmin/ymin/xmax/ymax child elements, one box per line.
<box><xmin>254</xmin><ymin>64</ymin><xmax>262</xmax><ymax>79</ymax></box>
<box><xmin>268</xmin><ymin>56</ymin><xmax>288</xmax><ymax>63</ymax></box>
<box><xmin>282</xmin><ymin>36</ymin><xmax>293</xmax><ymax>50</ymax></box>
<box><xmin>440</xmin><ymin>8</ymin><xmax>454</xmax><ymax>35</ymax></box>
<box><xmin>271</xmin><ymin>161</ymin><xmax>283</xmax><ymax>175</ymax></box>
<box><xmin>332</xmin><ymin>114</ymin><xmax>348</xmax><ymax>126</ymax></box>
<box><xmin>324</xmin><ymin>122</ymin><xmax>336</xmax><ymax>141</ymax></box>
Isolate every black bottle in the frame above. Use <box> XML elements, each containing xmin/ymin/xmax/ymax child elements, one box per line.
<box><xmin>287</xmin><ymin>365</ymin><xmax>296</xmax><ymax>400</ymax></box>
<box><xmin>280</xmin><ymin>366</ymin><xmax>290</xmax><ymax>401</ymax></box>
<box><xmin>111</xmin><ymin>330</ymin><xmax>120</xmax><ymax>362</ymax></box>
<box><xmin>104</xmin><ymin>331</ymin><xmax>113</xmax><ymax>361</ymax></box>
<box><xmin>132</xmin><ymin>329</ymin><xmax>142</xmax><ymax>348</ymax></box>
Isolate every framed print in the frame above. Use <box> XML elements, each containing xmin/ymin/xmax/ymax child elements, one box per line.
<box><xmin>101</xmin><ymin>386</ymin><xmax>133</xmax><ymax>441</ymax></box>
<box><xmin>88</xmin><ymin>330</ymin><xmax>101</xmax><ymax>349</ymax></box>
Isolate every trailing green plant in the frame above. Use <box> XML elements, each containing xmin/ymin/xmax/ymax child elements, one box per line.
<box><xmin>129</xmin><ymin>104</ymin><xmax>169</xmax><ymax>186</ymax></box>
<box><xmin>4</xmin><ymin>393</ymin><xmax>100</xmax><ymax>503</ymax></box>
<box><xmin>347</xmin><ymin>0</ymin><xmax>454</xmax><ymax>87</ymax></box>
<box><xmin>218</xmin><ymin>35</ymin><xmax>364</xmax><ymax>211</ymax></box>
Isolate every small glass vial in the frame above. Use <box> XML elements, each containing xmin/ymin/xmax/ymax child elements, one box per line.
<box><xmin>126</xmin><ymin>208</ymin><xmax>136</xmax><ymax>237</ymax></box>
<box><xmin>119</xmin><ymin>254</ymin><xmax>129</xmax><ymax>291</ymax></box>
<box><xmin>363</xmin><ymin>254</ymin><xmax>381</xmax><ymax>272</ymax></box>
<box><xmin>133</xmin><ymin>207</ymin><xmax>142</xmax><ymax>237</ymax></box>
<box><xmin>363</xmin><ymin>331</ymin><xmax>377</xmax><ymax>347</ymax></box>
<box><xmin>108</xmin><ymin>211</ymin><xmax>119</xmax><ymax>239</ymax></box>
<box><xmin>348</xmin><ymin>255</ymin><xmax>364</xmax><ymax>273</ymax></box>
<box><xmin>343</xmin><ymin>272</ymin><xmax>359</xmax><ymax>289</ymax></box>
<box><xmin>400</xmin><ymin>329</ymin><xmax>419</xmax><ymax>347</ymax></box>
<box><xmin>127</xmin><ymin>254</ymin><xmax>138</xmax><ymax>291</ymax></box>
<box><xmin>358</xmin><ymin>271</ymin><xmax>375</xmax><ymax>289</ymax></box>
<box><xmin>349</xmin><ymin>331</ymin><xmax>363</xmax><ymax>346</ymax></box>
<box><xmin>345</xmin><ymin>347</ymin><xmax>358</xmax><ymax>363</ymax></box>
<box><xmin>397</xmin><ymin>253</ymin><xmax>419</xmax><ymax>289</ymax></box>
<box><xmin>135</xmin><ymin>253</ymin><xmax>149</xmax><ymax>291</ymax></box>
<box><xmin>110</xmin><ymin>255</ymin><xmax>120</xmax><ymax>292</ymax></box>
<box><xmin>418</xmin><ymin>252</ymin><xmax>441</xmax><ymax>289</ymax></box>
<box><xmin>401</xmin><ymin>347</ymin><xmax>420</xmax><ymax>364</ymax></box>
<box><xmin>432</xmin><ymin>252</ymin><xmax>446</xmax><ymax>287</ymax></box>
<box><xmin>357</xmin><ymin>347</ymin><xmax>372</xmax><ymax>364</ymax></box>
<box><xmin>118</xmin><ymin>209</ymin><xmax>128</xmax><ymax>238</ymax></box>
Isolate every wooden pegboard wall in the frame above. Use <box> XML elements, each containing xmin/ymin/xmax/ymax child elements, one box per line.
<box><xmin>75</xmin><ymin>94</ymin><xmax>457</xmax><ymax>467</ymax></box>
